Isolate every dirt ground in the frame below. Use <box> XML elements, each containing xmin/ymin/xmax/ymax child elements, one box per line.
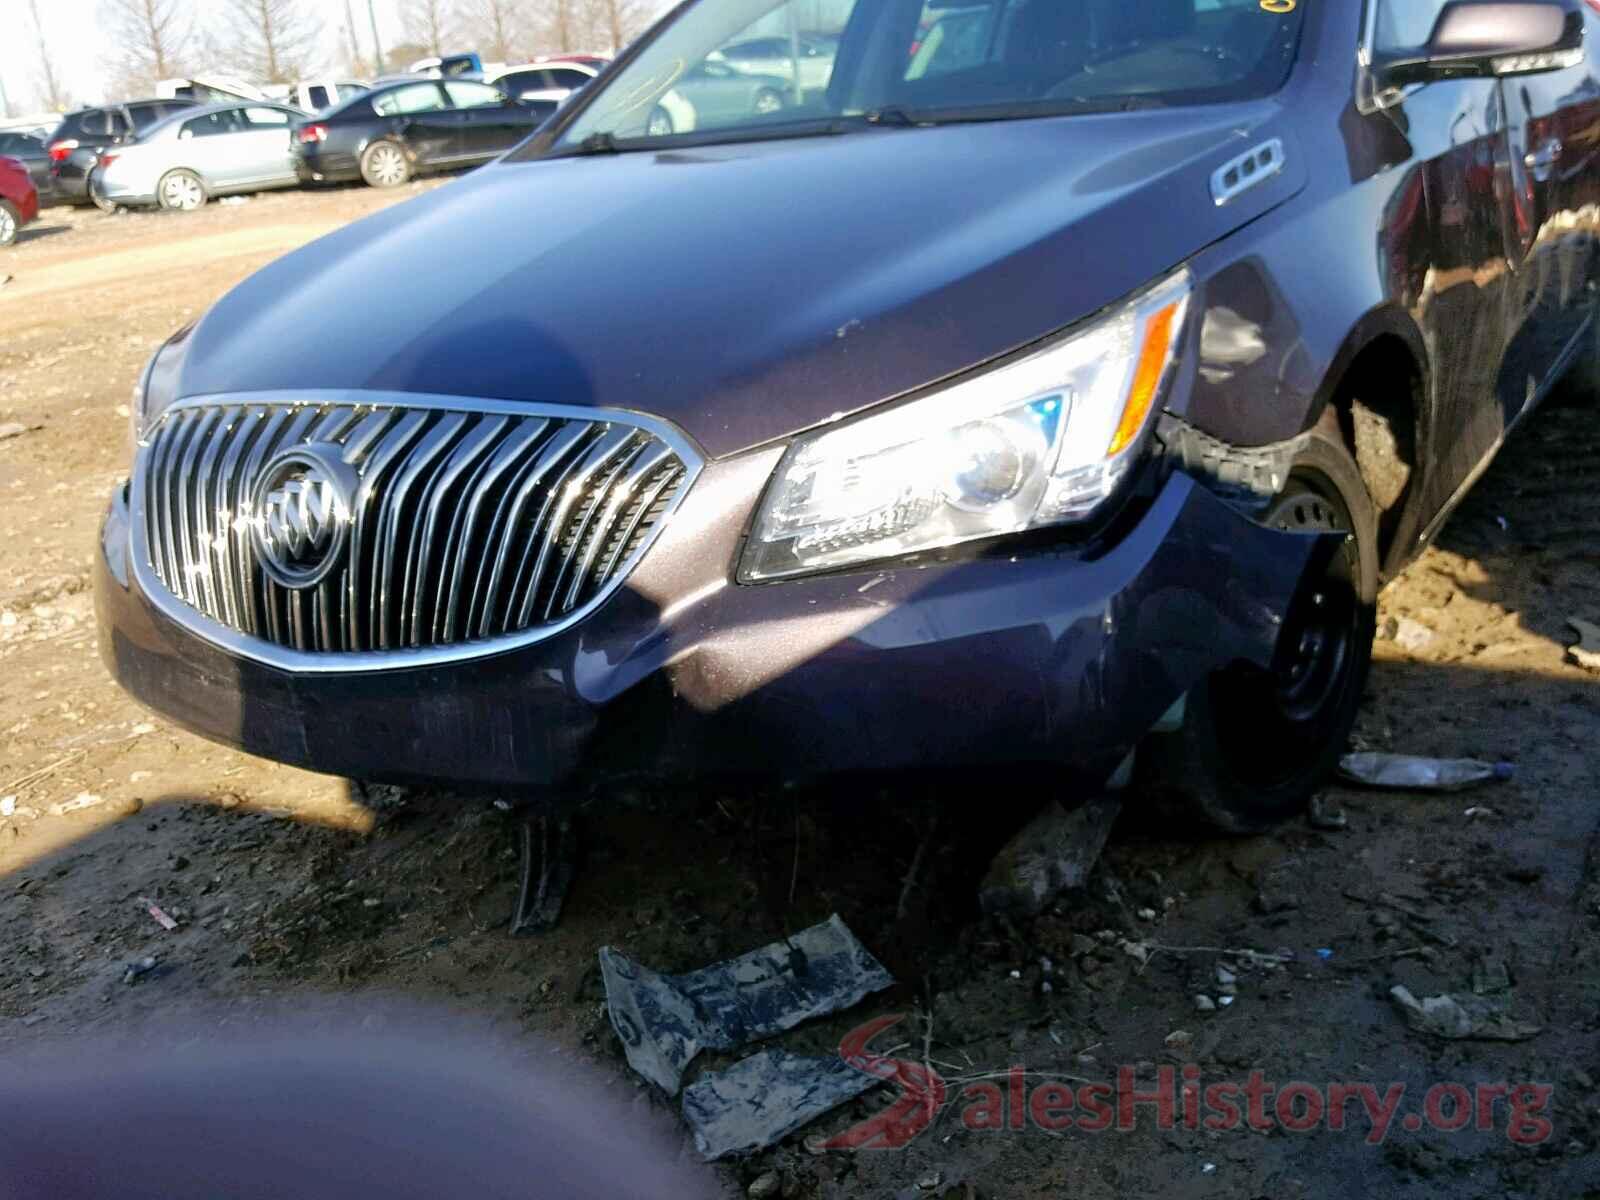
<box><xmin>2</xmin><ymin>183</ymin><xmax>1599</xmax><ymax>1199</ymax></box>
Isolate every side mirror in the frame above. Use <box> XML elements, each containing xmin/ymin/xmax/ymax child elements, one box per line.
<box><xmin>1374</xmin><ymin>0</ymin><xmax>1584</xmax><ymax>86</ymax></box>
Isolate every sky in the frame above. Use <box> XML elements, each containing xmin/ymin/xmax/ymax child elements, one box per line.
<box><xmin>0</xmin><ymin>0</ymin><xmax>411</xmax><ymax>114</ymax></box>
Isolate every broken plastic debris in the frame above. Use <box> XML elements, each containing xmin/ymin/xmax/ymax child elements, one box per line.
<box><xmin>681</xmin><ymin>1048</ymin><xmax>878</xmax><ymax>1160</ymax></box>
<box><xmin>1567</xmin><ymin>617</ymin><xmax>1600</xmax><ymax>672</ymax></box>
<box><xmin>122</xmin><ymin>956</ymin><xmax>159</xmax><ymax>985</ymax></box>
<box><xmin>1338</xmin><ymin>753</ymin><xmax>1513</xmax><ymax>792</ymax></box>
<box><xmin>48</xmin><ymin>792</ymin><xmax>105</xmax><ymax>816</ymax></box>
<box><xmin>141</xmin><ymin>897</ymin><xmax>178</xmax><ymax>931</ymax></box>
<box><xmin>1389</xmin><ymin>984</ymin><xmax>1540</xmax><ymax>1042</ymax></box>
<box><xmin>599</xmin><ymin>914</ymin><xmax>893</xmax><ymax>1095</ymax></box>
<box><xmin>1391</xmin><ymin>616</ymin><xmax>1436</xmax><ymax>652</ymax></box>
<box><xmin>979</xmin><ymin>797</ymin><xmax>1120</xmax><ymax>917</ymax></box>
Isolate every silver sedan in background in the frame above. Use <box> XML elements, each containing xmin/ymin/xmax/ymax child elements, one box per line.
<box><xmin>93</xmin><ymin>102</ymin><xmax>305</xmax><ymax>212</ymax></box>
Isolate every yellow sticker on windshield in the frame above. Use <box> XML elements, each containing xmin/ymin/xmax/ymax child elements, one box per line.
<box><xmin>1260</xmin><ymin>0</ymin><xmax>1295</xmax><ymax>11</ymax></box>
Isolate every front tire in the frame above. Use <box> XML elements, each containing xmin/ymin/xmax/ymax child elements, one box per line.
<box><xmin>0</xmin><ymin>199</ymin><xmax>17</xmax><ymax>246</ymax></box>
<box><xmin>1141</xmin><ymin>424</ymin><xmax>1378</xmax><ymax>833</ymax></box>
<box><xmin>360</xmin><ymin>140</ymin><xmax>411</xmax><ymax>188</ymax></box>
<box><xmin>647</xmin><ymin>106</ymin><xmax>674</xmax><ymax>136</ymax></box>
<box><xmin>157</xmin><ymin>168</ymin><xmax>207</xmax><ymax>212</ymax></box>
<box><xmin>752</xmin><ymin>87</ymin><xmax>784</xmax><ymax>116</ymax></box>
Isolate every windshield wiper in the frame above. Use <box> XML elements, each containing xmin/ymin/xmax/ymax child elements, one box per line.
<box><xmin>862</xmin><ymin>106</ymin><xmax>919</xmax><ymax>127</ymax></box>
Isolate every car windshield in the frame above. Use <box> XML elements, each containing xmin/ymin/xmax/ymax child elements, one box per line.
<box><xmin>554</xmin><ymin>0</ymin><xmax>1306</xmax><ymax>149</ymax></box>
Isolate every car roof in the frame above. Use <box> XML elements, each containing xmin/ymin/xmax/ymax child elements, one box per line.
<box><xmin>140</xmin><ymin>100</ymin><xmax>301</xmax><ymax>138</ymax></box>
<box><xmin>493</xmin><ymin>61</ymin><xmax>597</xmax><ymax>76</ymax></box>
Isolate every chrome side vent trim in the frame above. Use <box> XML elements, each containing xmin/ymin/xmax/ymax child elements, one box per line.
<box><xmin>129</xmin><ymin>392</ymin><xmax>701</xmax><ymax>673</ymax></box>
<box><xmin>1210</xmin><ymin>138</ymin><xmax>1285</xmax><ymax>206</ymax></box>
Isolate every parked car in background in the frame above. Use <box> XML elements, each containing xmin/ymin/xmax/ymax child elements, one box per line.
<box><xmin>47</xmin><ymin>99</ymin><xmax>199</xmax><ymax>204</ymax></box>
<box><xmin>536</xmin><ymin>53</ymin><xmax>610</xmax><ymax>69</ymax></box>
<box><xmin>487</xmin><ymin>60</ymin><xmax>599</xmax><ymax>104</ymax></box>
<box><xmin>92</xmin><ymin>102</ymin><xmax>304</xmax><ymax>212</ymax></box>
<box><xmin>271</xmin><ymin>79</ymin><xmax>370</xmax><ymax>112</ymax></box>
<box><xmin>719</xmin><ymin>34</ymin><xmax>836</xmax><ymax>92</ymax></box>
<box><xmin>649</xmin><ymin>58</ymin><xmax>788</xmax><ymax>134</ymax></box>
<box><xmin>294</xmin><ymin>78</ymin><xmax>556</xmax><ymax>188</ymax></box>
<box><xmin>0</xmin><ymin>130</ymin><xmax>56</xmax><ymax>203</ymax></box>
<box><xmin>0</xmin><ymin>155</ymin><xmax>39</xmax><ymax>246</ymax></box>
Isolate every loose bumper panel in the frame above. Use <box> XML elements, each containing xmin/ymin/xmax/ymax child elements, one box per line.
<box><xmin>99</xmin><ymin>465</ymin><xmax>1337</xmax><ymax>791</ymax></box>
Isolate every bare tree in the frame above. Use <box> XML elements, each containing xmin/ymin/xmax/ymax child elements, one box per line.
<box><xmin>400</xmin><ymin>0</ymin><xmax>456</xmax><ymax>57</ymax></box>
<box><xmin>457</xmin><ymin>0</ymin><xmax>525</xmax><ymax>63</ymax></box>
<box><xmin>215</xmin><ymin>0</ymin><xmax>324</xmax><ymax>83</ymax></box>
<box><xmin>100</xmin><ymin>0</ymin><xmax>192</xmax><ymax>92</ymax></box>
<box><xmin>341</xmin><ymin>0</ymin><xmax>368</xmax><ymax>75</ymax></box>
<box><xmin>28</xmin><ymin>0</ymin><xmax>73</xmax><ymax>112</ymax></box>
<box><xmin>563</xmin><ymin>0</ymin><xmax>647</xmax><ymax>52</ymax></box>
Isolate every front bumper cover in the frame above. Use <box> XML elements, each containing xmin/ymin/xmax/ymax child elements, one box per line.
<box><xmin>96</xmin><ymin>454</ymin><xmax>1334</xmax><ymax>792</ymax></box>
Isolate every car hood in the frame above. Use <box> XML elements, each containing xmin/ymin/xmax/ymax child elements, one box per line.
<box><xmin>181</xmin><ymin>104</ymin><xmax>1303</xmax><ymax>459</ymax></box>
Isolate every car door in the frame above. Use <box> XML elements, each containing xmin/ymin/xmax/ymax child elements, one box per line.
<box><xmin>372</xmin><ymin>82</ymin><xmax>461</xmax><ymax>165</ymax></box>
<box><xmin>444</xmin><ymin>81</ymin><xmax>541</xmax><ymax>157</ymax></box>
<box><xmin>1496</xmin><ymin>3</ymin><xmax>1600</xmax><ymax>426</ymax></box>
<box><xmin>1365</xmin><ymin>0</ymin><xmax>1522</xmax><ymax>517</ymax></box>
<box><xmin>235</xmin><ymin>106</ymin><xmax>299</xmax><ymax>184</ymax></box>
<box><xmin>175</xmin><ymin>109</ymin><xmax>250</xmax><ymax>187</ymax></box>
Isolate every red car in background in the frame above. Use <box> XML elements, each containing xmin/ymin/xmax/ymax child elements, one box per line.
<box><xmin>0</xmin><ymin>155</ymin><xmax>39</xmax><ymax>247</ymax></box>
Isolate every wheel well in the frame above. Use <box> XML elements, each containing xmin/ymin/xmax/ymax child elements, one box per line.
<box><xmin>1324</xmin><ymin>334</ymin><xmax>1422</xmax><ymax>567</ymax></box>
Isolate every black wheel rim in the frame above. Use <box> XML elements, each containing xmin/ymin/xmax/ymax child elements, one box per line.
<box><xmin>1207</xmin><ymin>471</ymin><xmax>1364</xmax><ymax>788</ymax></box>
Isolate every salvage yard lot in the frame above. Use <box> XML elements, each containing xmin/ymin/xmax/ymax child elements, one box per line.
<box><xmin>2</xmin><ymin>185</ymin><xmax>1600</xmax><ymax>1198</ymax></box>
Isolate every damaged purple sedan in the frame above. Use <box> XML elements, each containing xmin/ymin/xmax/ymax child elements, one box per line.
<box><xmin>98</xmin><ymin>0</ymin><xmax>1600</xmax><ymax>831</ymax></box>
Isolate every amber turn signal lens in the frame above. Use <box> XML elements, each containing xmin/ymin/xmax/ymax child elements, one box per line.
<box><xmin>1107</xmin><ymin>301</ymin><xmax>1180</xmax><ymax>457</ymax></box>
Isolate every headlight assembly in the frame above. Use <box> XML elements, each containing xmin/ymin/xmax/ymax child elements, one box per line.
<box><xmin>740</xmin><ymin>268</ymin><xmax>1191</xmax><ymax>581</ymax></box>
<box><xmin>129</xmin><ymin>323</ymin><xmax>195</xmax><ymax>449</ymax></box>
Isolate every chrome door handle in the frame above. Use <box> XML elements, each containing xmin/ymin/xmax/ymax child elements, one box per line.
<box><xmin>1525</xmin><ymin>137</ymin><xmax>1563</xmax><ymax>182</ymax></box>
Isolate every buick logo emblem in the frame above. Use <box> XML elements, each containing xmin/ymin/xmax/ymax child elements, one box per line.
<box><xmin>250</xmin><ymin>443</ymin><xmax>358</xmax><ymax>589</ymax></box>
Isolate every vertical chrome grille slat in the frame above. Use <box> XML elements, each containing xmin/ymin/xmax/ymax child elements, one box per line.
<box><xmin>133</xmin><ymin>397</ymin><xmax>695</xmax><ymax>661</ymax></box>
<box><xmin>473</xmin><ymin>422</ymin><xmax>591</xmax><ymax>637</ymax></box>
<box><xmin>373</xmin><ymin>413</ymin><xmax>466</xmax><ymax>649</ymax></box>
<box><xmin>232</xmin><ymin>408</ymin><xmax>292</xmax><ymax>637</ymax></box>
<box><xmin>512</xmin><ymin>426</ymin><xmax>636</xmax><ymax>628</ymax></box>
<box><xmin>402</xmin><ymin>415</ymin><xmax>508</xmax><ymax>647</ymax></box>
<box><xmin>563</xmin><ymin>443</ymin><xmax>674</xmax><ymax>613</ymax></box>
<box><xmin>439</xmin><ymin>419</ymin><xmax>549</xmax><ymax>642</ymax></box>
<box><xmin>545</xmin><ymin>436</ymin><xmax>646</xmax><ymax>620</ymax></box>
<box><xmin>211</xmin><ymin>407</ymin><xmax>265</xmax><ymax>630</ymax></box>
<box><xmin>346</xmin><ymin>410</ymin><xmax>427</xmax><ymax>649</ymax></box>
<box><xmin>174</xmin><ymin>409</ymin><xmax>220</xmax><ymax>606</ymax></box>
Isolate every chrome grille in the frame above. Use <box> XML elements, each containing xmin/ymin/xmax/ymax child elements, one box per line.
<box><xmin>132</xmin><ymin>395</ymin><xmax>696</xmax><ymax>665</ymax></box>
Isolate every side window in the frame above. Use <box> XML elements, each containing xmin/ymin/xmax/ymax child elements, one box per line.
<box><xmin>305</xmin><ymin>85</ymin><xmax>330</xmax><ymax>110</ymax></box>
<box><xmin>495</xmin><ymin>70</ymin><xmax>540</xmax><ymax>95</ymax></box>
<box><xmin>443</xmin><ymin>81</ymin><xmax>507</xmax><ymax>109</ymax></box>
<box><xmin>180</xmin><ymin>110</ymin><xmax>243</xmax><ymax>139</ymax></box>
<box><xmin>106</xmin><ymin>110</ymin><xmax>132</xmax><ymax>137</ymax></box>
<box><xmin>243</xmin><ymin>107</ymin><xmax>292</xmax><ymax>127</ymax></box>
<box><xmin>906</xmin><ymin>0</ymin><xmax>1005</xmax><ymax>80</ymax></box>
<box><xmin>1374</xmin><ymin>0</ymin><xmax>1451</xmax><ymax>52</ymax></box>
<box><xmin>373</xmin><ymin>83</ymin><xmax>448</xmax><ymax>115</ymax></box>
<box><xmin>130</xmin><ymin>104</ymin><xmax>171</xmax><ymax>131</ymax></box>
<box><xmin>546</xmin><ymin>69</ymin><xmax>592</xmax><ymax>90</ymax></box>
